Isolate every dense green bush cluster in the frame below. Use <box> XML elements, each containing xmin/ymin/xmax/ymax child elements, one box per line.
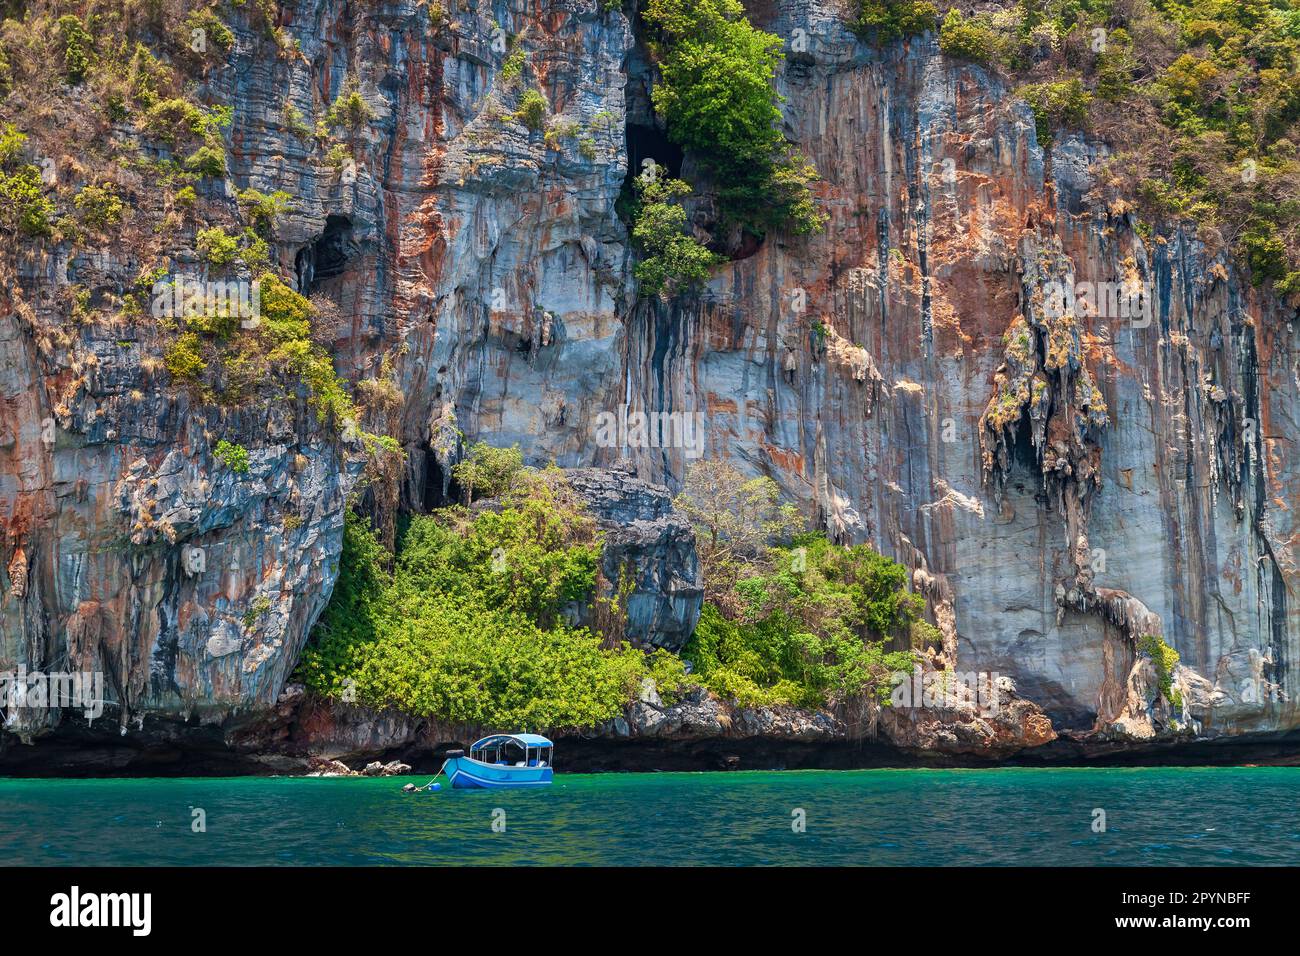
<box><xmin>324</xmin><ymin>77</ymin><xmax>373</xmax><ymax>132</ymax></box>
<box><xmin>853</xmin><ymin>0</ymin><xmax>939</xmax><ymax>42</ymax></box>
<box><xmin>1019</xmin><ymin>77</ymin><xmax>1092</xmax><ymax>147</ymax></box>
<box><xmin>163</xmin><ymin>331</ymin><xmax>205</xmax><ymax>381</ymax></box>
<box><xmin>55</xmin><ymin>13</ymin><xmax>92</xmax><ymax>85</ymax></box>
<box><xmin>184</xmin><ymin>10</ymin><xmax>235</xmax><ymax>55</ymax></box>
<box><xmin>683</xmin><ymin>535</ymin><xmax>927</xmax><ymax>708</ymax></box>
<box><xmin>195</xmin><ymin>226</ymin><xmax>240</xmax><ymax>266</ymax></box>
<box><xmin>642</xmin><ymin>0</ymin><xmax>825</xmax><ymax>239</ymax></box>
<box><xmin>0</xmin><ymin>124</ymin><xmax>54</xmax><ymax>236</ymax></box>
<box><xmin>72</xmin><ymin>182</ymin><xmax>123</xmax><ymax>230</ymax></box>
<box><xmin>937</xmin><ymin>9</ymin><xmax>1001</xmax><ymax>63</ymax></box>
<box><xmin>157</xmin><ymin>269</ymin><xmax>358</xmax><ymax>428</ymax></box>
<box><xmin>513</xmin><ymin>88</ymin><xmax>548</xmax><ymax>131</ymax></box>
<box><xmin>213</xmin><ymin>439</ymin><xmax>251</xmax><ymax>474</ymax></box>
<box><xmin>259</xmin><ymin>274</ymin><xmax>358</xmax><ymax>424</ymax></box>
<box><xmin>450</xmin><ymin>441</ymin><xmax>525</xmax><ymax>503</ymax></box>
<box><xmin>297</xmin><ymin>470</ymin><xmax>687</xmax><ymax>729</ymax></box>
<box><xmin>674</xmin><ymin>461</ymin><xmax>928</xmax><ymax>709</ymax></box>
<box><xmin>933</xmin><ymin>0</ymin><xmax>1300</xmax><ymax>294</ymax></box>
<box><xmin>1138</xmin><ymin>633</ymin><xmax>1183</xmax><ymax>710</ymax></box>
<box><xmin>237</xmin><ymin>188</ymin><xmax>294</xmax><ymax>236</ymax></box>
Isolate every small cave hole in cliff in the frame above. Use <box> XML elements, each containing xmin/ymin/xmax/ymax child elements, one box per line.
<box><xmin>422</xmin><ymin>450</ymin><xmax>465</xmax><ymax>511</ymax></box>
<box><xmin>296</xmin><ymin>214</ymin><xmax>354</xmax><ymax>294</ymax></box>
<box><xmin>1007</xmin><ymin>415</ymin><xmax>1046</xmax><ymax>490</ymax></box>
<box><xmin>619</xmin><ymin>123</ymin><xmax>684</xmax><ymax>229</ymax></box>
<box><xmin>620</xmin><ymin>123</ymin><xmax>763</xmax><ymax>262</ymax></box>
<box><xmin>423</xmin><ymin>451</ymin><xmax>447</xmax><ymax>510</ymax></box>
<box><xmin>625</xmin><ymin>123</ymin><xmax>683</xmax><ymax>183</ymax></box>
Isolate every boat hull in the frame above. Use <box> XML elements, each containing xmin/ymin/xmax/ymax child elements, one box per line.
<box><xmin>445</xmin><ymin>756</ymin><xmax>554</xmax><ymax>789</ymax></box>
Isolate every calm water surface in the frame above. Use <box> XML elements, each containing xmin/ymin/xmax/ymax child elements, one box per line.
<box><xmin>1</xmin><ymin>766</ymin><xmax>1297</xmax><ymax>865</ymax></box>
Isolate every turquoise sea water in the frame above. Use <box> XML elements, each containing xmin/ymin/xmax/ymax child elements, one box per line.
<box><xmin>1</xmin><ymin>766</ymin><xmax>1297</xmax><ymax>866</ymax></box>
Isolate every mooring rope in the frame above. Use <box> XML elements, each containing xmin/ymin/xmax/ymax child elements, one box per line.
<box><xmin>413</xmin><ymin>759</ymin><xmax>449</xmax><ymax>791</ymax></box>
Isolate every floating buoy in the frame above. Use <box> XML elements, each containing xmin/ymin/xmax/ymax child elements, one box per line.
<box><xmin>403</xmin><ymin>759</ymin><xmax>450</xmax><ymax>792</ymax></box>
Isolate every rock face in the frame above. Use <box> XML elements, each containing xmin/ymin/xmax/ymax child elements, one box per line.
<box><xmin>0</xmin><ymin>253</ymin><xmax>363</xmax><ymax>737</ymax></box>
<box><xmin>376</xmin><ymin>1</ymin><xmax>1298</xmax><ymax>745</ymax></box>
<box><xmin>565</xmin><ymin>467</ymin><xmax>701</xmax><ymax>650</ymax></box>
<box><xmin>1</xmin><ymin>0</ymin><xmax>1298</xmax><ymax>760</ymax></box>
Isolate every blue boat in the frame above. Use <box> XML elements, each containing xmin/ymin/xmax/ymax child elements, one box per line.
<box><xmin>441</xmin><ymin>734</ymin><xmax>555</xmax><ymax>789</ymax></box>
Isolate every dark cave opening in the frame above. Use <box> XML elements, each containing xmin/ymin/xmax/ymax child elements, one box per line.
<box><xmin>625</xmin><ymin>122</ymin><xmax>683</xmax><ymax>183</ymax></box>
<box><xmin>1010</xmin><ymin>414</ymin><xmax>1038</xmax><ymax>472</ymax></box>
<box><xmin>422</xmin><ymin>447</ymin><xmax>465</xmax><ymax>511</ymax></box>
<box><xmin>621</xmin><ymin>121</ymin><xmax>764</xmax><ymax>262</ymax></box>
<box><xmin>295</xmin><ymin>214</ymin><xmax>354</xmax><ymax>294</ymax></box>
<box><xmin>423</xmin><ymin>448</ymin><xmax>447</xmax><ymax>511</ymax></box>
<box><xmin>618</xmin><ymin>123</ymin><xmax>689</xmax><ymax>237</ymax></box>
<box><xmin>313</xmin><ymin>214</ymin><xmax>354</xmax><ymax>283</ymax></box>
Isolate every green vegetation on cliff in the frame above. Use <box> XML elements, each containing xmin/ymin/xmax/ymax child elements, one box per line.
<box><xmin>683</xmin><ymin>540</ymin><xmax>924</xmax><ymax>709</ymax></box>
<box><xmin>675</xmin><ymin>462</ymin><xmax>928</xmax><ymax>709</ymax></box>
<box><xmin>634</xmin><ymin>0</ymin><xmax>824</xmax><ymax>278</ymax></box>
<box><xmin>154</xmin><ymin>269</ymin><xmax>359</xmax><ymax>428</ymax></box>
<box><xmin>302</xmin><ymin>451</ymin><xmax>932</xmax><ymax>727</ymax></box>
<box><xmin>297</xmin><ymin>465</ymin><xmax>686</xmax><ymax>729</ymax></box>
<box><xmin>1139</xmin><ymin>633</ymin><xmax>1183</xmax><ymax>710</ymax></box>
<box><xmin>853</xmin><ymin>0</ymin><xmax>939</xmax><ymax>42</ymax></box>
<box><xmin>0</xmin><ymin>1</ymin><xmax>397</xmax><ymax>461</ymax></box>
<box><xmin>629</xmin><ymin>169</ymin><xmax>724</xmax><ymax>298</ymax></box>
<box><xmin>0</xmin><ymin>124</ymin><xmax>54</xmax><ymax>236</ymax></box>
<box><xmin>933</xmin><ymin>0</ymin><xmax>1300</xmax><ymax>295</ymax></box>
<box><xmin>212</xmin><ymin>439</ymin><xmax>251</xmax><ymax>474</ymax></box>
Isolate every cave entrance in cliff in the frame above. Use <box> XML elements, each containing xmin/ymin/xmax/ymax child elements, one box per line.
<box><xmin>297</xmin><ymin>214</ymin><xmax>354</xmax><ymax>294</ymax></box>
<box><xmin>423</xmin><ymin>448</ymin><xmax>464</xmax><ymax>511</ymax></box>
<box><xmin>624</xmin><ymin>123</ymin><xmax>683</xmax><ymax>189</ymax></box>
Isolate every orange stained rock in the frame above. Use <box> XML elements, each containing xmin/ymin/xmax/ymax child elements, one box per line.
<box><xmin>705</xmin><ymin>395</ymin><xmax>738</xmax><ymax>415</ymax></box>
<box><xmin>759</xmin><ymin>440</ymin><xmax>805</xmax><ymax>479</ymax></box>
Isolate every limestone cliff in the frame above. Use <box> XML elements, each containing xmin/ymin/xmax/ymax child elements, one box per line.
<box><xmin>1</xmin><ymin>0</ymin><xmax>1297</xmax><ymax>763</ymax></box>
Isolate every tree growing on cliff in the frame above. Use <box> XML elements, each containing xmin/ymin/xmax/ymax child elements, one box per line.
<box><xmin>675</xmin><ymin>461</ymin><xmax>932</xmax><ymax>710</ymax></box>
<box><xmin>326</xmin><ymin>75</ymin><xmax>373</xmax><ymax>132</ymax></box>
<box><xmin>641</xmin><ymin>0</ymin><xmax>825</xmax><ymax>237</ymax></box>
<box><xmin>674</xmin><ymin>460</ymin><xmax>802</xmax><ymax>606</ymax></box>
<box><xmin>681</xmin><ymin>536</ymin><xmax>925</xmax><ymax>709</ymax></box>
<box><xmin>452</xmin><ymin>441</ymin><xmax>525</xmax><ymax>504</ymax></box>
<box><xmin>851</xmin><ymin>0</ymin><xmax>938</xmax><ymax>43</ymax></box>
<box><xmin>630</xmin><ymin>168</ymin><xmax>723</xmax><ymax>298</ymax></box>
<box><xmin>938</xmin><ymin>9</ymin><xmax>1000</xmax><ymax>64</ymax></box>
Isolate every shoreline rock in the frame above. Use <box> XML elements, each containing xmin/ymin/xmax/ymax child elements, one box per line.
<box><xmin>6</xmin><ymin>679</ymin><xmax>1300</xmax><ymax>777</ymax></box>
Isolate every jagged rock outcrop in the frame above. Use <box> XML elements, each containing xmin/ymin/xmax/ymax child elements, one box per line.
<box><xmin>878</xmin><ymin>673</ymin><xmax>1058</xmax><ymax>757</ymax></box>
<box><xmin>616</xmin><ymin>684</ymin><xmax>844</xmax><ymax>741</ymax></box>
<box><xmin>565</xmin><ymin>466</ymin><xmax>701</xmax><ymax>650</ymax></box>
<box><xmin>2</xmin><ymin>0</ymin><xmax>1298</xmax><ymax>762</ymax></box>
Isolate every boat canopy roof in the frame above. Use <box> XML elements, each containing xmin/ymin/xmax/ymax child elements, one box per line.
<box><xmin>470</xmin><ymin>733</ymin><xmax>553</xmax><ymax>752</ymax></box>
